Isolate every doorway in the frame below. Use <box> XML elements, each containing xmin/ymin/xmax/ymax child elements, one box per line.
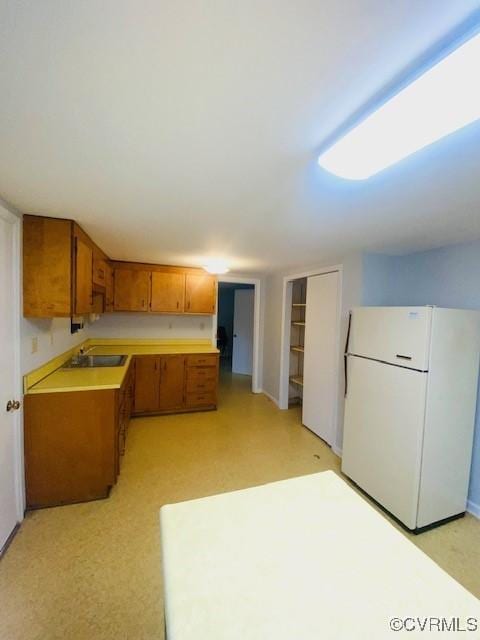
<box><xmin>0</xmin><ymin>203</ymin><xmax>23</xmax><ymax>554</ymax></box>
<box><xmin>217</xmin><ymin>283</ymin><xmax>254</xmax><ymax>375</ymax></box>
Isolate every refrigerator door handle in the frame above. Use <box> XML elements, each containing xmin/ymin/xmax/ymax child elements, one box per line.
<box><xmin>396</xmin><ymin>354</ymin><xmax>412</xmax><ymax>361</ymax></box>
<box><xmin>344</xmin><ymin>311</ymin><xmax>352</xmax><ymax>397</ymax></box>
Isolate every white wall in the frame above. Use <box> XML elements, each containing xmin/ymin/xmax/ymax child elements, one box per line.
<box><xmin>92</xmin><ymin>313</ymin><xmax>214</xmax><ymax>341</ymax></box>
<box><xmin>262</xmin><ymin>274</ymin><xmax>285</xmax><ymax>402</ymax></box>
<box><xmin>21</xmin><ymin>317</ymin><xmax>89</xmax><ymax>375</ymax></box>
<box><xmin>22</xmin><ymin>313</ymin><xmax>214</xmax><ymax>374</ymax></box>
<box><xmin>22</xmin><ymin>300</ymin><xmax>215</xmax><ymax>376</ymax></box>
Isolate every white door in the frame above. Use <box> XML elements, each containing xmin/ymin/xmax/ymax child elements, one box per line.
<box><xmin>341</xmin><ymin>356</ymin><xmax>427</xmax><ymax>530</ymax></box>
<box><xmin>232</xmin><ymin>289</ymin><xmax>254</xmax><ymax>375</ymax></box>
<box><xmin>0</xmin><ymin>205</ymin><xmax>21</xmax><ymax>551</ymax></box>
<box><xmin>348</xmin><ymin>306</ymin><xmax>432</xmax><ymax>370</ymax></box>
<box><xmin>302</xmin><ymin>272</ymin><xmax>339</xmax><ymax>445</ymax></box>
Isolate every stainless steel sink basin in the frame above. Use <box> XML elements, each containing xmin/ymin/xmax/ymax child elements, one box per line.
<box><xmin>62</xmin><ymin>355</ymin><xmax>127</xmax><ymax>368</ymax></box>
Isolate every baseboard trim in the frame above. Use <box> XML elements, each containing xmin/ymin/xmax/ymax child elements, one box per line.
<box><xmin>0</xmin><ymin>522</ymin><xmax>20</xmax><ymax>558</ymax></box>
<box><xmin>260</xmin><ymin>389</ymin><xmax>280</xmax><ymax>408</ymax></box>
<box><xmin>467</xmin><ymin>499</ymin><xmax>480</xmax><ymax>519</ymax></box>
<box><xmin>332</xmin><ymin>444</ymin><xmax>343</xmax><ymax>458</ymax></box>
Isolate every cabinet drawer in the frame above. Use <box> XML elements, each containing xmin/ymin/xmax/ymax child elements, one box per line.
<box><xmin>186</xmin><ymin>377</ymin><xmax>216</xmax><ymax>393</ymax></box>
<box><xmin>186</xmin><ymin>354</ymin><xmax>217</xmax><ymax>367</ymax></box>
<box><xmin>186</xmin><ymin>366</ymin><xmax>217</xmax><ymax>383</ymax></box>
<box><xmin>186</xmin><ymin>391</ymin><xmax>216</xmax><ymax>408</ymax></box>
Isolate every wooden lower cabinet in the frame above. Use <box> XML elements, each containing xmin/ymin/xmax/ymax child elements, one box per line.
<box><xmin>24</xmin><ymin>360</ymin><xmax>135</xmax><ymax>509</ymax></box>
<box><xmin>159</xmin><ymin>356</ymin><xmax>186</xmax><ymax>412</ymax></box>
<box><xmin>133</xmin><ymin>353</ymin><xmax>218</xmax><ymax>415</ymax></box>
<box><xmin>185</xmin><ymin>355</ymin><xmax>218</xmax><ymax>409</ymax></box>
<box><xmin>23</xmin><ymin>354</ymin><xmax>217</xmax><ymax>509</ymax></box>
<box><xmin>134</xmin><ymin>355</ymin><xmax>160</xmax><ymax>413</ymax></box>
<box><xmin>116</xmin><ymin>358</ymin><xmax>135</xmax><ymax>475</ymax></box>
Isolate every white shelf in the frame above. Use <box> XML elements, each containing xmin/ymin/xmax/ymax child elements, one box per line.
<box><xmin>290</xmin><ymin>345</ymin><xmax>304</xmax><ymax>353</ymax></box>
<box><xmin>289</xmin><ymin>375</ymin><xmax>304</xmax><ymax>387</ymax></box>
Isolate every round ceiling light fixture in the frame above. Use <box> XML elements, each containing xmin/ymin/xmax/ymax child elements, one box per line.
<box><xmin>203</xmin><ymin>259</ymin><xmax>230</xmax><ymax>274</ymax></box>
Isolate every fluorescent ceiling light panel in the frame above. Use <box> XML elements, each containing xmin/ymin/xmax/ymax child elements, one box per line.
<box><xmin>203</xmin><ymin>259</ymin><xmax>230</xmax><ymax>274</ymax></box>
<box><xmin>318</xmin><ymin>32</ymin><xmax>480</xmax><ymax>179</ymax></box>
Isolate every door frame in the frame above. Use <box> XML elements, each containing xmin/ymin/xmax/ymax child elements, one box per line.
<box><xmin>212</xmin><ymin>276</ymin><xmax>261</xmax><ymax>393</ymax></box>
<box><xmin>279</xmin><ymin>264</ymin><xmax>343</xmax><ymax>442</ymax></box>
<box><xmin>0</xmin><ymin>201</ymin><xmax>25</xmax><ymax>523</ymax></box>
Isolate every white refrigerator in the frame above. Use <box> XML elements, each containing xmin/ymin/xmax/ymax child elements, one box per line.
<box><xmin>342</xmin><ymin>306</ymin><xmax>480</xmax><ymax>532</ymax></box>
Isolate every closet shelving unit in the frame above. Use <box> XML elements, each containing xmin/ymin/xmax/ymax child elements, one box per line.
<box><xmin>288</xmin><ymin>279</ymin><xmax>306</xmax><ymax>406</ymax></box>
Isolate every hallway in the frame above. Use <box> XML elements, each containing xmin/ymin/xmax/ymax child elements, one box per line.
<box><xmin>0</xmin><ymin>374</ymin><xmax>479</xmax><ymax>639</ymax></box>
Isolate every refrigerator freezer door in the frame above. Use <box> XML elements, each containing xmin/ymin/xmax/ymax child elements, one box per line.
<box><xmin>342</xmin><ymin>356</ymin><xmax>427</xmax><ymax>529</ymax></box>
<box><xmin>348</xmin><ymin>306</ymin><xmax>432</xmax><ymax>370</ymax></box>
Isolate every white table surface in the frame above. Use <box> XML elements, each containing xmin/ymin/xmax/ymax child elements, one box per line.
<box><xmin>160</xmin><ymin>471</ymin><xmax>479</xmax><ymax>639</ymax></box>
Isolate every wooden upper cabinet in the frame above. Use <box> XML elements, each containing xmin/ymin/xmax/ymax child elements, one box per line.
<box><xmin>23</xmin><ymin>216</ymin><xmax>73</xmax><ymax>317</ymax></box>
<box><xmin>23</xmin><ymin>215</ymin><xmax>218</xmax><ymax>318</ymax></box>
<box><xmin>159</xmin><ymin>356</ymin><xmax>185</xmax><ymax>411</ymax></box>
<box><xmin>185</xmin><ymin>273</ymin><xmax>217</xmax><ymax>314</ymax></box>
<box><xmin>151</xmin><ymin>272</ymin><xmax>185</xmax><ymax>313</ymax></box>
<box><xmin>74</xmin><ymin>236</ymin><xmax>93</xmax><ymax>315</ymax></box>
<box><xmin>93</xmin><ymin>256</ymin><xmax>108</xmax><ymax>288</ymax></box>
<box><xmin>105</xmin><ymin>263</ymin><xmax>114</xmax><ymax>312</ymax></box>
<box><xmin>114</xmin><ymin>268</ymin><xmax>150</xmax><ymax>312</ymax></box>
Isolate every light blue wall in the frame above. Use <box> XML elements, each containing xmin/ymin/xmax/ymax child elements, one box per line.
<box><xmin>362</xmin><ymin>240</ymin><xmax>480</xmax><ymax>511</ymax></box>
<box><xmin>362</xmin><ymin>253</ymin><xmax>398</xmax><ymax>306</ymax></box>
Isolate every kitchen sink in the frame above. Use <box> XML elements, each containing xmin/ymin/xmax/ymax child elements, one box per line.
<box><xmin>62</xmin><ymin>354</ymin><xmax>128</xmax><ymax>368</ymax></box>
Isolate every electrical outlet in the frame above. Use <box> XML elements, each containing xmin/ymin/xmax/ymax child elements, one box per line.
<box><xmin>50</xmin><ymin>331</ymin><xmax>54</xmax><ymax>346</ymax></box>
<box><xmin>31</xmin><ymin>336</ymin><xmax>38</xmax><ymax>354</ymax></box>
<box><xmin>200</xmin><ymin>322</ymin><xmax>205</xmax><ymax>330</ymax></box>
<box><xmin>168</xmin><ymin>322</ymin><xmax>173</xmax><ymax>330</ymax></box>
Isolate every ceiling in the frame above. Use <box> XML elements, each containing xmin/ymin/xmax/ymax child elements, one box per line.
<box><xmin>1</xmin><ymin>1</ymin><xmax>479</xmax><ymax>273</ymax></box>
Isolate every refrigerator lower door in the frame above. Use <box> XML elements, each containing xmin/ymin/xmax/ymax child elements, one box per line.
<box><xmin>341</xmin><ymin>356</ymin><xmax>427</xmax><ymax>529</ymax></box>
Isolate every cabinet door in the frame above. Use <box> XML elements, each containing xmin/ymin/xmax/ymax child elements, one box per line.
<box><xmin>23</xmin><ymin>216</ymin><xmax>72</xmax><ymax>317</ymax></box>
<box><xmin>74</xmin><ymin>237</ymin><xmax>93</xmax><ymax>315</ymax></box>
<box><xmin>185</xmin><ymin>274</ymin><xmax>216</xmax><ymax>314</ymax></box>
<box><xmin>159</xmin><ymin>356</ymin><xmax>185</xmax><ymax>411</ymax></box>
<box><xmin>93</xmin><ymin>257</ymin><xmax>108</xmax><ymax>287</ymax></box>
<box><xmin>105</xmin><ymin>263</ymin><xmax>114</xmax><ymax>312</ymax></box>
<box><xmin>114</xmin><ymin>268</ymin><xmax>150</xmax><ymax>311</ymax></box>
<box><xmin>151</xmin><ymin>272</ymin><xmax>185</xmax><ymax>313</ymax></box>
<box><xmin>134</xmin><ymin>356</ymin><xmax>160</xmax><ymax>413</ymax></box>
